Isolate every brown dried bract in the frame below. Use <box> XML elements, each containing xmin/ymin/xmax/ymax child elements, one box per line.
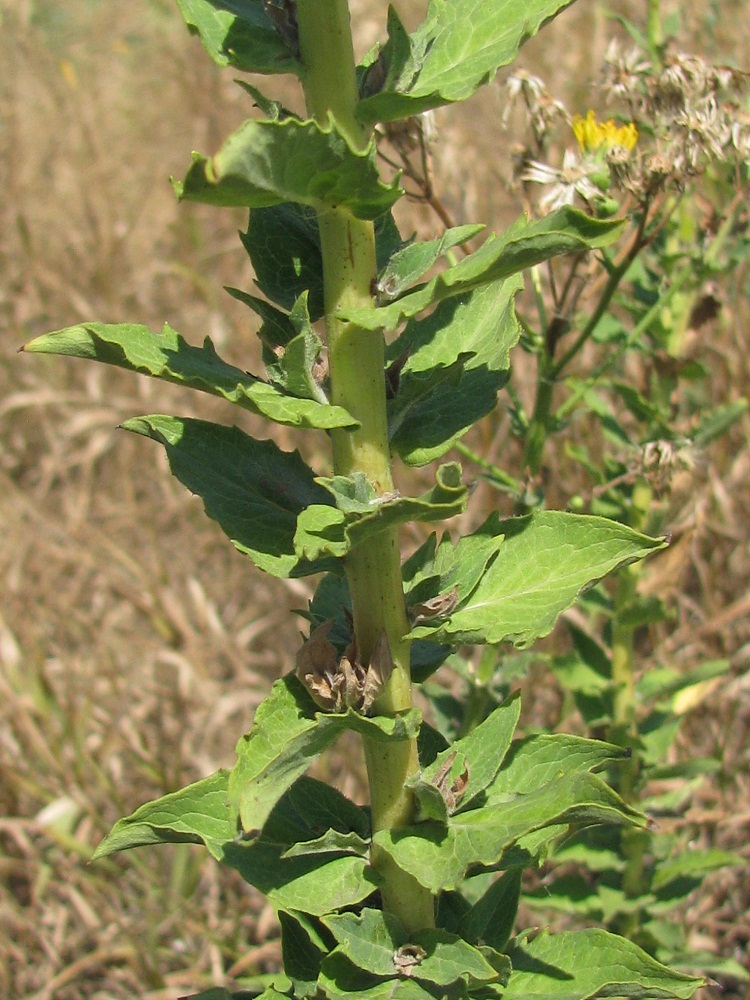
<box><xmin>295</xmin><ymin>623</ymin><xmax>393</xmax><ymax>715</ymax></box>
<box><xmin>432</xmin><ymin>750</ymin><xmax>470</xmax><ymax>813</ymax></box>
<box><xmin>393</xmin><ymin>943</ymin><xmax>426</xmax><ymax>977</ymax></box>
<box><xmin>409</xmin><ymin>585</ymin><xmax>459</xmax><ymax>625</ymax></box>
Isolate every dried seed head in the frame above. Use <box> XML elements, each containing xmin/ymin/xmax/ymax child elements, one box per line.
<box><xmin>393</xmin><ymin>944</ymin><xmax>426</xmax><ymax>977</ymax></box>
<box><xmin>295</xmin><ymin>623</ymin><xmax>394</xmax><ymax>715</ymax></box>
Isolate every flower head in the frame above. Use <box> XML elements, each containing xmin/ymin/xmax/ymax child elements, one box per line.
<box><xmin>521</xmin><ymin>148</ymin><xmax>603</xmax><ymax>212</ymax></box>
<box><xmin>573</xmin><ymin>109</ymin><xmax>638</xmax><ymax>153</ymax></box>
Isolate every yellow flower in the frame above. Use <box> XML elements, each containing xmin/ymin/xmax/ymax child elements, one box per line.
<box><xmin>572</xmin><ymin>109</ymin><xmax>638</xmax><ymax>153</ymax></box>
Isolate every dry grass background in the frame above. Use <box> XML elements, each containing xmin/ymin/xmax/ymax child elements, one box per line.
<box><xmin>0</xmin><ymin>1</ymin><xmax>748</xmax><ymax>998</ymax></box>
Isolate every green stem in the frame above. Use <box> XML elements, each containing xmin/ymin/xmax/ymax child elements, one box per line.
<box><xmin>521</xmin><ymin>350</ymin><xmax>554</xmax><ymax>482</ymax></box>
<box><xmin>551</xmin><ymin>217</ymin><xmax>648</xmax><ymax>381</ymax></box>
<box><xmin>609</xmin><ymin>480</ymin><xmax>652</xmax><ymax>912</ymax></box>
<box><xmin>646</xmin><ymin>0</ymin><xmax>663</xmax><ymax>68</ymax></box>
<box><xmin>296</xmin><ymin>0</ymin><xmax>434</xmax><ymax>934</ymax></box>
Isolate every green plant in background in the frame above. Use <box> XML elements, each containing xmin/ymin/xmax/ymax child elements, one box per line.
<box><xmin>22</xmin><ymin>1</ymin><xmax>722</xmax><ymax>998</ymax></box>
<box><xmin>445</xmin><ymin>3</ymin><xmax>749</xmax><ymax>985</ymax></box>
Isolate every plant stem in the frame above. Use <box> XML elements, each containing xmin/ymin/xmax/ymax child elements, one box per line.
<box><xmin>646</xmin><ymin>0</ymin><xmax>664</xmax><ymax>68</ymax></box>
<box><xmin>296</xmin><ymin>0</ymin><xmax>434</xmax><ymax>933</ymax></box>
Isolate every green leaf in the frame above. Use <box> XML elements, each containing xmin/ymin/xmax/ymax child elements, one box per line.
<box><xmin>262</xmin><ymin>293</ymin><xmax>327</xmax><ymax>403</ymax></box>
<box><xmin>651</xmin><ymin>848</ymin><xmax>744</xmax><ymax>891</ymax></box>
<box><xmin>341</xmin><ymin>209</ymin><xmax>625</xmax><ymax>328</ymax></box>
<box><xmin>458</xmin><ymin>868</ymin><xmax>522</xmax><ymax>952</ymax></box>
<box><xmin>280</xmin><ymin>910</ymin><xmax>331</xmax><ymax>998</ymax></box>
<box><xmin>388</xmin><ymin>279</ymin><xmax>522</xmax><ymax>465</ymax></box>
<box><xmin>376</xmin><ymin>224</ymin><xmax>485</xmax><ymax>302</ymax></box>
<box><xmin>321</xmin><ymin>909</ymin><xmax>503</xmax><ymax>987</ymax></box>
<box><xmin>408</xmin><ymin>511</ymin><xmax>666</xmax><ymax>646</ymax></box>
<box><xmin>693</xmin><ymin>398</ymin><xmax>748</xmax><ymax>447</ymax></box>
<box><xmin>240</xmin><ymin>204</ymin><xmax>405</xmax><ymax>321</ymax></box>
<box><xmin>91</xmin><ymin>769</ymin><xmax>378</xmax><ymax>915</ymax></box>
<box><xmin>241</xmin><ymin>203</ymin><xmax>326</xmax><ymax>319</ymax></box>
<box><xmin>318</xmin><ymin>955</ymin><xmax>437</xmax><ymax>1000</ymax></box>
<box><xmin>374</xmin><ymin>771</ymin><xmax>644</xmax><ymax>893</ymax></box>
<box><xmin>91</xmin><ymin>770</ymin><xmax>233</xmax><ymax>861</ymax></box>
<box><xmin>178</xmin><ymin>116</ymin><xmax>402</xmax><ymax>220</ymax></box>
<box><xmin>283</xmin><ymin>830</ymin><xmax>370</xmax><ymax>859</ymax></box>
<box><xmin>229</xmin><ymin>673</ymin><xmax>419</xmax><ymax>834</ymax></box>
<box><xmin>504</xmin><ymin>928</ymin><xmax>702</xmax><ymax>999</ymax></box>
<box><xmin>182</xmin><ymin>989</ymin><xmax>283</xmax><ymax>1000</ymax></box>
<box><xmin>294</xmin><ymin>464</ymin><xmax>468</xmax><ymax>562</ymax></box>
<box><xmin>265</xmin><ymin>775</ymin><xmax>370</xmax><ymax>845</ymax></box>
<box><xmin>175</xmin><ymin>0</ymin><xmax>299</xmax><ymax>74</ymax></box>
<box><xmin>489</xmin><ymin>733</ymin><xmax>630</xmax><ymax>801</ymax></box>
<box><xmin>636</xmin><ymin>659</ymin><xmax>730</xmax><ymax>705</ymax></box>
<box><xmin>122</xmin><ymin>414</ymin><xmax>335</xmax><ymax>579</ymax></box>
<box><xmin>419</xmin><ymin>694</ymin><xmax>521</xmax><ymax>812</ymax></box>
<box><xmin>223</xmin><ymin>839</ymin><xmax>380</xmax><ymax>915</ymax></box>
<box><xmin>21</xmin><ymin>322</ymin><xmax>356</xmax><ymax>430</ymax></box>
<box><xmin>357</xmin><ymin>0</ymin><xmax>577</xmax><ymax>123</ymax></box>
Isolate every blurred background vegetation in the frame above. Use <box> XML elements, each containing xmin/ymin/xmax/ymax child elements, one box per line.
<box><xmin>1</xmin><ymin>1</ymin><xmax>748</xmax><ymax>998</ymax></box>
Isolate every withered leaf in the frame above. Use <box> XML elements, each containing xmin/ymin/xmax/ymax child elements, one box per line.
<box><xmin>295</xmin><ymin>620</ymin><xmax>342</xmax><ymax>711</ymax></box>
<box><xmin>393</xmin><ymin>943</ymin><xmax>426</xmax><ymax>977</ymax></box>
<box><xmin>362</xmin><ymin>629</ymin><xmax>394</xmax><ymax>713</ymax></box>
<box><xmin>432</xmin><ymin>750</ymin><xmax>470</xmax><ymax>813</ymax></box>
<box><xmin>296</xmin><ymin>623</ymin><xmax>395</xmax><ymax>715</ymax></box>
<box><xmin>409</xmin><ymin>584</ymin><xmax>459</xmax><ymax>625</ymax></box>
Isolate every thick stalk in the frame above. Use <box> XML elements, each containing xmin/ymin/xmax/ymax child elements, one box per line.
<box><xmin>296</xmin><ymin>0</ymin><xmax>434</xmax><ymax>933</ymax></box>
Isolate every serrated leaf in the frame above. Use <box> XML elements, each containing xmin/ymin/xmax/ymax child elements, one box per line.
<box><xmin>388</xmin><ymin>279</ymin><xmax>522</xmax><ymax>465</ymax></box>
<box><xmin>227</xmin><ymin>288</ymin><xmax>299</xmax><ymax>357</ymax></box>
<box><xmin>321</xmin><ymin>909</ymin><xmax>502</xmax><ymax>987</ymax></box>
<box><xmin>229</xmin><ymin>673</ymin><xmax>419</xmax><ymax>834</ymax></box>
<box><xmin>91</xmin><ymin>769</ymin><xmax>378</xmax><ymax>915</ymax></box>
<box><xmin>489</xmin><ymin>733</ymin><xmax>630</xmax><ymax>803</ymax></box>
<box><xmin>504</xmin><ymin>928</ymin><xmax>702</xmax><ymax>999</ymax></box>
<box><xmin>408</xmin><ymin>511</ymin><xmax>666</xmax><ymax>646</ymax></box>
<box><xmin>294</xmin><ymin>464</ymin><xmax>468</xmax><ymax>562</ymax></box>
<box><xmin>122</xmin><ymin>414</ymin><xmax>335</xmax><ymax>578</ymax></box>
<box><xmin>374</xmin><ymin>771</ymin><xmax>644</xmax><ymax>893</ymax></box>
<box><xmin>230</xmin><ymin>779</ymin><xmax>378</xmax><ymax>914</ymax></box>
<box><xmin>265</xmin><ymin>775</ymin><xmax>370</xmax><ymax>845</ymax></box>
<box><xmin>376</xmin><ymin>224</ymin><xmax>485</xmax><ymax>302</ymax></box>
<box><xmin>21</xmin><ymin>322</ymin><xmax>356</xmax><ymax>430</ymax></box>
<box><xmin>91</xmin><ymin>770</ymin><xmax>232</xmax><ymax>861</ymax></box>
<box><xmin>420</xmin><ymin>694</ymin><xmax>521</xmax><ymax>811</ymax></box>
<box><xmin>357</xmin><ymin>0</ymin><xmax>577</xmax><ymax>123</ymax></box>
<box><xmin>178</xmin><ymin>116</ymin><xmax>402</xmax><ymax>219</ymax></box>
<box><xmin>341</xmin><ymin>209</ymin><xmax>624</xmax><ymax>328</ymax></box>
<box><xmin>693</xmin><ymin>398</ymin><xmax>748</xmax><ymax>447</ymax></box>
<box><xmin>263</xmin><ymin>293</ymin><xmax>327</xmax><ymax>403</ymax></box>
<box><xmin>176</xmin><ymin>0</ymin><xmax>299</xmax><ymax>74</ymax></box>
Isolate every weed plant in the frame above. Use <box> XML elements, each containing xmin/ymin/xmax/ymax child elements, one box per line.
<box><xmin>20</xmin><ymin>1</ymin><xmax>748</xmax><ymax>998</ymax></box>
